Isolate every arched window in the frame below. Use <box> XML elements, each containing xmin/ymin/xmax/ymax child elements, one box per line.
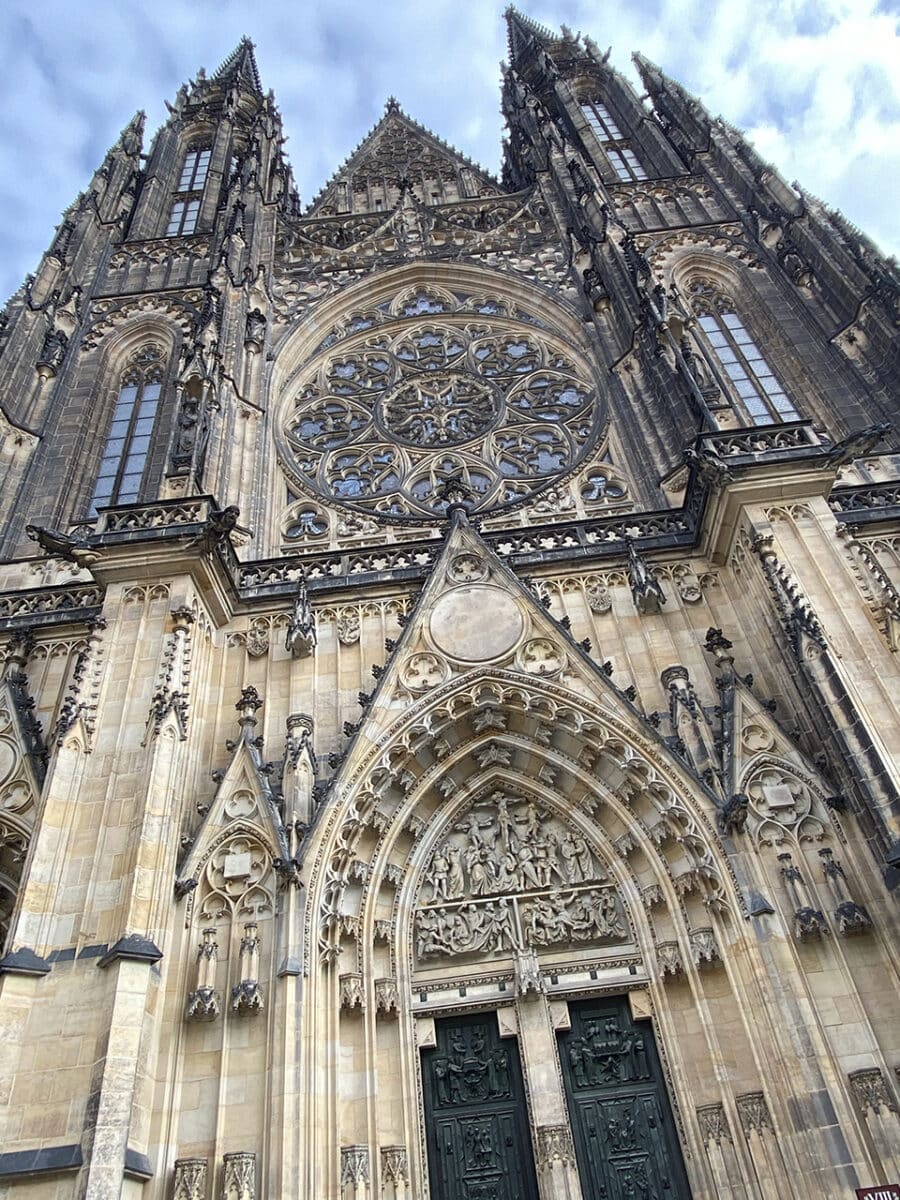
<box><xmin>166</xmin><ymin>145</ymin><xmax>211</xmax><ymax>237</ymax></box>
<box><xmin>690</xmin><ymin>283</ymin><xmax>798</xmax><ymax>426</ymax></box>
<box><xmin>90</xmin><ymin>346</ymin><xmax>164</xmax><ymax>512</ymax></box>
<box><xmin>580</xmin><ymin>101</ymin><xmax>648</xmax><ymax>182</ymax></box>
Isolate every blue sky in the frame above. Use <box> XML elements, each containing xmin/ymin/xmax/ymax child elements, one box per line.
<box><xmin>0</xmin><ymin>0</ymin><xmax>898</xmax><ymax>302</ymax></box>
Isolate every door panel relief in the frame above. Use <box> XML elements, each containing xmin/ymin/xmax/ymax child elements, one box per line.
<box><xmin>559</xmin><ymin>998</ymin><xmax>692</xmax><ymax>1200</ymax></box>
<box><xmin>422</xmin><ymin>1014</ymin><xmax>540</xmax><ymax>1200</ymax></box>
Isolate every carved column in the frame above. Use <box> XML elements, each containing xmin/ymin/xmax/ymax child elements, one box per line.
<box><xmin>848</xmin><ymin>1069</ymin><xmax>900</xmax><ymax>1179</ymax></box>
<box><xmin>231</xmin><ymin>922</ymin><xmax>263</xmax><ymax>1015</ymax></box>
<box><xmin>221</xmin><ymin>1151</ymin><xmax>256</xmax><ymax>1200</ymax></box>
<box><xmin>186</xmin><ymin>928</ymin><xmax>221</xmax><ymax>1021</ymax></box>
<box><xmin>173</xmin><ymin>1157</ymin><xmax>208</xmax><ymax>1200</ymax></box>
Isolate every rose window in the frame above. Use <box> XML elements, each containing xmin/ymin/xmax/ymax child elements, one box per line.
<box><xmin>280</xmin><ymin>306</ymin><xmax>605</xmax><ymax>520</ymax></box>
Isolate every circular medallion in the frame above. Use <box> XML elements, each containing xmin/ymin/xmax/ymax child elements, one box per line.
<box><xmin>429</xmin><ymin>586</ymin><xmax>524</xmax><ymax>662</ymax></box>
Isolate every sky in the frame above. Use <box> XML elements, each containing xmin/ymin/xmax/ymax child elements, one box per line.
<box><xmin>0</xmin><ymin>0</ymin><xmax>898</xmax><ymax>303</ymax></box>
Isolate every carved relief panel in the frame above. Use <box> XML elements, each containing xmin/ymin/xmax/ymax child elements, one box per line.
<box><xmin>422</xmin><ymin>1014</ymin><xmax>540</xmax><ymax>1200</ymax></box>
<box><xmin>413</xmin><ymin>792</ymin><xmax>629</xmax><ymax>965</ymax></box>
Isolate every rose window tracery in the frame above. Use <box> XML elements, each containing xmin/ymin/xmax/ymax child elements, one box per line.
<box><xmin>279</xmin><ymin>297</ymin><xmax>606</xmax><ymax>520</ymax></box>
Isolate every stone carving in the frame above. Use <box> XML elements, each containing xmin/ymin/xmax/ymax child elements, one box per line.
<box><xmin>779</xmin><ymin>853</ymin><xmax>828</xmax><ymax>941</ymax></box>
<box><xmin>380</xmin><ymin>1145</ymin><xmax>408</xmax><ymax>1184</ymax></box>
<box><xmin>415</xmin><ymin>885</ymin><xmax>625</xmax><ymax>960</ymax></box>
<box><xmin>430</xmin><ymin>1022</ymin><xmax>513</xmax><ymax>1106</ymax></box>
<box><xmin>848</xmin><ymin>1068</ymin><xmax>896</xmax><ymax>1116</ymax></box>
<box><xmin>657</xmin><ymin>942</ymin><xmax>683</xmax><ymax>977</ymax></box>
<box><xmin>279</xmin><ymin>307</ymin><xmax>603</xmax><ymax>520</ymax></box>
<box><xmin>517</xmin><ymin>637</ymin><xmax>565</xmax><ymax>676</ymax></box>
<box><xmin>736</xmin><ymin>1092</ymin><xmax>772</xmax><ymax>1137</ymax></box>
<box><xmin>222</xmin><ymin>1151</ymin><xmax>256</xmax><ymax>1200</ymax></box>
<box><xmin>586</xmin><ymin>581</ymin><xmax>612</xmax><ymax>613</ymax></box>
<box><xmin>819</xmin><ymin>848</ymin><xmax>873</xmax><ymax>936</ymax></box>
<box><xmin>285</xmin><ymin>573</ymin><xmax>316</xmax><ymax>657</ymax></box>
<box><xmin>340</xmin><ymin>972</ymin><xmax>365</xmax><ymax>1010</ymax></box>
<box><xmin>423</xmin><ymin>795</ymin><xmax>600</xmax><ymax>901</ymax></box>
<box><xmin>336</xmin><ymin>611</ymin><xmax>361</xmax><ymax>644</ymax></box>
<box><xmin>400</xmin><ymin>651</ymin><xmax>448</xmax><ymax>692</ymax></box>
<box><xmin>186</xmin><ymin>928</ymin><xmax>221</xmax><ymax>1021</ymax></box>
<box><xmin>515</xmin><ymin>947</ymin><xmax>544</xmax><ymax>996</ymax></box>
<box><xmin>535</xmin><ymin>1124</ymin><xmax>576</xmax><ymax>1169</ymax></box>
<box><xmin>689</xmin><ymin>927</ymin><xmax>721</xmax><ymax>967</ymax></box>
<box><xmin>340</xmin><ymin>1145</ymin><xmax>369</xmax><ymax>1184</ymax></box>
<box><xmin>173</xmin><ymin>1158</ymin><xmax>208</xmax><ymax>1200</ymax></box>
<box><xmin>448</xmin><ymin>551</ymin><xmax>488</xmax><ymax>583</ymax></box>
<box><xmin>696</xmin><ymin>1103</ymin><xmax>731</xmax><ymax>1146</ymax></box>
<box><xmin>231</xmin><ymin>923</ymin><xmax>263</xmax><ymax>1016</ymax></box>
<box><xmin>746</xmin><ymin>766</ymin><xmax>811</xmax><ymax>832</ymax></box>
<box><xmin>374</xmin><ymin>977</ymin><xmax>399</xmax><ymax>1017</ymax></box>
<box><xmin>626</xmin><ymin>537</ymin><xmax>666</xmax><ymax>614</ymax></box>
<box><xmin>565</xmin><ymin>1018</ymin><xmax>652</xmax><ymax>1089</ymax></box>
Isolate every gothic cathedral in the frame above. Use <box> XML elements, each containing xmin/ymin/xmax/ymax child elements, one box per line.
<box><xmin>0</xmin><ymin>10</ymin><xmax>898</xmax><ymax>1200</ymax></box>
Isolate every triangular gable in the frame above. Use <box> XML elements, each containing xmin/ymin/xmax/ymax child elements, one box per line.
<box><xmin>178</xmin><ymin>688</ymin><xmax>290</xmax><ymax>885</ymax></box>
<box><xmin>306</xmin><ymin>102</ymin><xmax>504</xmax><ymax>217</ymax></box>
<box><xmin>704</xmin><ymin>630</ymin><xmax>839</xmax><ymax>844</ymax></box>
<box><xmin>329</xmin><ymin>508</ymin><xmax>722</xmax><ymax>815</ymax></box>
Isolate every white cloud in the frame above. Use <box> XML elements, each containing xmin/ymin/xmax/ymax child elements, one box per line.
<box><xmin>0</xmin><ymin>0</ymin><xmax>897</xmax><ymax>303</ymax></box>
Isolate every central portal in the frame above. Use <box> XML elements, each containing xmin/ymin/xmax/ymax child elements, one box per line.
<box><xmin>422</xmin><ymin>1013</ymin><xmax>539</xmax><ymax>1200</ymax></box>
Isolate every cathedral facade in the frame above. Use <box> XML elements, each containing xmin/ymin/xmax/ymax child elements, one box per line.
<box><xmin>0</xmin><ymin>10</ymin><xmax>899</xmax><ymax>1199</ymax></box>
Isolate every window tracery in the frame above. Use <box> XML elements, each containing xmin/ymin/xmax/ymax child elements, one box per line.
<box><xmin>166</xmin><ymin>145</ymin><xmax>211</xmax><ymax>237</ymax></box>
<box><xmin>689</xmin><ymin>281</ymin><xmax>798</xmax><ymax>426</ymax></box>
<box><xmin>278</xmin><ymin>290</ymin><xmax>605</xmax><ymax>521</ymax></box>
<box><xmin>90</xmin><ymin>345</ymin><xmax>165</xmax><ymax>513</ymax></box>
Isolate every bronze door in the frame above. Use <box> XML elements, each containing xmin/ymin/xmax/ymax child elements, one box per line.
<box><xmin>558</xmin><ymin>997</ymin><xmax>692</xmax><ymax>1199</ymax></box>
<box><xmin>422</xmin><ymin>1013</ymin><xmax>540</xmax><ymax>1200</ymax></box>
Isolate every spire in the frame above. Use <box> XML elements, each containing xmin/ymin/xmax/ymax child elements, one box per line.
<box><xmin>504</xmin><ymin>6</ymin><xmax>556</xmax><ymax>60</ymax></box>
<box><xmin>211</xmin><ymin>37</ymin><xmax>263</xmax><ymax>96</ymax></box>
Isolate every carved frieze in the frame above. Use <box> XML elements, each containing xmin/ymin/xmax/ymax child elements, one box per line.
<box><xmin>414</xmin><ymin>793</ymin><xmax>626</xmax><ymax>960</ymax></box>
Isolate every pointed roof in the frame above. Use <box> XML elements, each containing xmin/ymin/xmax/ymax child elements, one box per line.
<box><xmin>504</xmin><ymin>6</ymin><xmax>556</xmax><ymax>60</ymax></box>
<box><xmin>306</xmin><ymin>98</ymin><xmax>503</xmax><ymax>215</ymax></box>
<box><xmin>212</xmin><ymin>36</ymin><xmax>263</xmax><ymax>96</ymax></box>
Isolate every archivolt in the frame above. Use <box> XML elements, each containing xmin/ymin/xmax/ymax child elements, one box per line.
<box><xmin>303</xmin><ymin>668</ymin><xmax>742</xmax><ymax>978</ymax></box>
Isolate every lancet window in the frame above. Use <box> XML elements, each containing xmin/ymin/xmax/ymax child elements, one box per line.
<box><xmin>89</xmin><ymin>346</ymin><xmax>164</xmax><ymax>513</ymax></box>
<box><xmin>688</xmin><ymin>282</ymin><xmax>798</xmax><ymax>425</ymax></box>
<box><xmin>165</xmin><ymin>145</ymin><xmax>211</xmax><ymax>236</ymax></box>
<box><xmin>697</xmin><ymin>311</ymin><xmax>798</xmax><ymax>425</ymax></box>
<box><xmin>580</xmin><ymin>101</ymin><xmax>648</xmax><ymax>181</ymax></box>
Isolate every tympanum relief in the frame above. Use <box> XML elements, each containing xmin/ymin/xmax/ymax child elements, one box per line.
<box><xmin>414</xmin><ymin>793</ymin><xmax>628</xmax><ymax>961</ymax></box>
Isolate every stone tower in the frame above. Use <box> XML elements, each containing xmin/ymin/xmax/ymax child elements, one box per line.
<box><xmin>0</xmin><ymin>11</ymin><xmax>898</xmax><ymax>1199</ymax></box>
